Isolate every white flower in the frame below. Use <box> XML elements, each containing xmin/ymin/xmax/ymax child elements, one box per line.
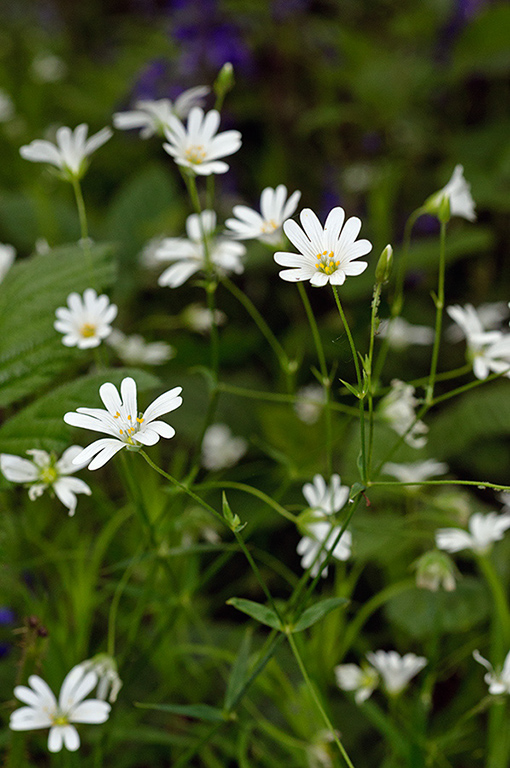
<box><xmin>379</xmin><ymin>380</ymin><xmax>428</xmax><ymax>449</ymax></box>
<box><xmin>182</xmin><ymin>303</ymin><xmax>227</xmax><ymax>333</ymax></box>
<box><xmin>414</xmin><ymin>550</ymin><xmax>457</xmax><ymax>592</ymax></box>
<box><xmin>63</xmin><ymin>377</ymin><xmax>183</xmax><ymax>470</ymax></box>
<box><xmin>0</xmin><ymin>243</ymin><xmax>16</xmax><ymax>283</ymax></box>
<box><xmin>334</xmin><ymin>663</ymin><xmax>379</xmax><ymax>704</ymax></box>
<box><xmin>366</xmin><ymin>651</ymin><xmax>427</xmax><ymax>696</ymax></box>
<box><xmin>297</xmin><ymin>475</ymin><xmax>351</xmax><ymax>577</ymax></box>
<box><xmin>274</xmin><ymin>207</ymin><xmax>372</xmax><ymax>287</ymax></box>
<box><xmin>54</xmin><ymin>289</ymin><xmax>118</xmax><ymax>349</ymax></box>
<box><xmin>20</xmin><ymin>124</ymin><xmax>113</xmax><ymax>180</ymax></box>
<box><xmin>426</xmin><ymin>165</ymin><xmax>476</xmax><ymax>222</ymax></box>
<box><xmin>201</xmin><ymin>424</ymin><xmax>247</xmax><ymax>471</ymax></box>
<box><xmin>113</xmin><ymin>87</ymin><xmax>210</xmax><ymax>138</ymax></box>
<box><xmin>163</xmin><ymin>107</ymin><xmax>241</xmax><ymax>175</ymax></box>
<box><xmin>435</xmin><ymin>511</ymin><xmax>510</xmax><ymax>555</ymax></box>
<box><xmin>78</xmin><ymin>655</ymin><xmax>122</xmax><ymax>703</ymax></box>
<box><xmin>294</xmin><ymin>384</ymin><xmax>326</xmax><ymax>425</ymax></box>
<box><xmin>473</xmin><ymin>650</ymin><xmax>510</xmax><ymax>695</ymax></box>
<box><xmin>225</xmin><ymin>185</ymin><xmax>301</xmax><ymax>244</ymax></box>
<box><xmin>31</xmin><ymin>54</ymin><xmax>67</xmax><ymax>83</ymax></box>
<box><xmin>378</xmin><ymin>317</ymin><xmax>434</xmax><ymax>350</ymax></box>
<box><xmin>447</xmin><ymin>304</ymin><xmax>510</xmax><ymax>379</ymax></box>
<box><xmin>0</xmin><ymin>89</ymin><xmax>14</xmax><ymax>122</ymax></box>
<box><xmin>10</xmin><ymin>664</ymin><xmax>111</xmax><ymax>752</ymax></box>
<box><xmin>106</xmin><ymin>329</ymin><xmax>174</xmax><ymax>366</ymax></box>
<box><xmin>382</xmin><ymin>459</ymin><xmax>448</xmax><ymax>486</ymax></box>
<box><xmin>0</xmin><ymin>447</ymin><xmax>91</xmax><ymax>516</ymax></box>
<box><xmin>156</xmin><ymin>210</ymin><xmax>245</xmax><ymax>288</ymax></box>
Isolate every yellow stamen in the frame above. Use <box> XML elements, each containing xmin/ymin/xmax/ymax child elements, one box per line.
<box><xmin>114</xmin><ymin>411</ymin><xmax>120</xmax><ymax>419</ymax></box>
<box><xmin>80</xmin><ymin>323</ymin><xmax>96</xmax><ymax>338</ymax></box>
<box><xmin>136</xmin><ymin>417</ymin><xmax>144</xmax><ymax>423</ymax></box>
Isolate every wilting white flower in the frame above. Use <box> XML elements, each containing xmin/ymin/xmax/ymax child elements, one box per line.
<box><xmin>0</xmin><ymin>447</ymin><xmax>91</xmax><ymax>516</ymax></box>
<box><xmin>201</xmin><ymin>424</ymin><xmax>247</xmax><ymax>471</ymax></box>
<box><xmin>156</xmin><ymin>210</ymin><xmax>245</xmax><ymax>288</ymax></box>
<box><xmin>473</xmin><ymin>650</ymin><xmax>510</xmax><ymax>695</ymax></box>
<box><xmin>436</xmin><ymin>511</ymin><xmax>510</xmax><ymax>555</ymax></box>
<box><xmin>0</xmin><ymin>89</ymin><xmax>14</xmax><ymax>122</ymax></box>
<box><xmin>382</xmin><ymin>459</ymin><xmax>448</xmax><ymax>487</ymax></box>
<box><xmin>181</xmin><ymin>303</ymin><xmax>227</xmax><ymax>333</ymax></box>
<box><xmin>334</xmin><ymin>663</ymin><xmax>379</xmax><ymax>704</ymax></box>
<box><xmin>64</xmin><ymin>377</ymin><xmax>182</xmax><ymax>470</ymax></box>
<box><xmin>274</xmin><ymin>207</ymin><xmax>372</xmax><ymax>286</ymax></box>
<box><xmin>297</xmin><ymin>475</ymin><xmax>351</xmax><ymax>577</ymax></box>
<box><xmin>78</xmin><ymin>655</ymin><xmax>122</xmax><ymax>703</ymax></box>
<box><xmin>0</xmin><ymin>243</ymin><xmax>16</xmax><ymax>283</ymax></box>
<box><xmin>366</xmin><ymin>651</ymin><xmax>427</xmax><ymax>695</ymax></box>
<box><xmin>425</xmin><ymin>165</ymin><xmax>476</xmax><ymax>222</ymax></box>
<box><xmin>20</xmin><ymin>124</ymin><xmax>112</xmax><ymax>181</ymax></box>
<box><xmin>447</xmin><ymin>304</ymin><xmax>510</xmax><ymax>379</ymax></box>
<box><xmin>106</xmin><ymin>329</ymin><xmax>174</xmax><ymax>366</ymax></box>
<box><xmin>163</xmin><ymin>107</ymin><xmax>241</xmax><ymax>175</ymax></box>
<box><xmin>294</xmin><ymin>384</ymin><xmax>326</xmax><ymax>425</ymax></box>
<box><xmin>10</xmin><ymin>664</ymin><xmax>111</xmax><ymax>752</ymax></box>
<box><xmin>113</xmin><ymin>87</ymin><xmax>210</xmax><ymax>138</ymax></box>
<box><xmin>54</xmin><ymin>289</ymin><xmax>117</xmax><ymax>349</ymax></box>
<box><xmin>379</xmin><ymin>380</ymin><xmax>428</xmax><ymax>449</ymax></box>
<box><xmin>414</xmin><ymin>550</ymin><xmax>457</xmax><ymax>592</ymax></box>
<box><xmin>31</xmin><ymin>54</ymin><xmax>67</xmax><ymax>83</ymax></box>
<box><xmin>225</xmin><ymin>185</ymin><xmax>301</xmax><ymax>244</ymax></box>
<box><xmin>378</xmin><ymin>317</ymin><xmax>434</xmax><ymax>350</ymax></box>
<box><xmin>307</xmin><ymin>731</ymin><xmax>336</xmax><ymax>768</ymax></box>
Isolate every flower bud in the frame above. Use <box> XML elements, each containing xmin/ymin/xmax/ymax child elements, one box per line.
<box><xmin>423</xmin><ymin>191</ymin><xmax>451</xmax><ymax>223</ymax></box>
<box><xmin>375</xmin><ymin>244</ymin><xmax>393</xmax><ymax>284</ymax></box>
<box><xmin>214</xmin><ymin>62</ymin><xmax>234</xmax><ymax>102</ymax></box>
<box><xmin>414</xmin><ymin>550</ymin><xmax>457</xmax><ymax>592</ymax></box>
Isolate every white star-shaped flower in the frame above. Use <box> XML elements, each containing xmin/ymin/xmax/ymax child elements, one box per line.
<box><xmin>435</xmin><ymin>511</ymin><xmax>510</xmax><ymax>555</ymax></box>
<box><xmin>201</xmin><ymin>424</ymin><xmax>247</xmax><ymax>471</ymax></box>
<box><xmin>0</xmin><ymin>447</ymin><xmax>91</xmax><ymax>516</ymax></box>
<box><xmin>106</xmin><ymin>329</ymin><xmax>174</xmax><ymax>366</ymax></box>
<box><xmin>334</xmin><ymin>662</ymin><xmax>379</xmax><ymax>704</ymax></box>
<box><xmin>54</xmin><ymin>288</ymin><xmax>118</xmax><ymax>349</ymax></box>
<box><xmin>63</xmin><ymin>377</ymin><xmax>183</xmax><ymax>470</ymax></box>
<box><xmin>473</xmin><ymin>650</ymin><xmax>510</xmax><ymax>695</ymax></box>
<box><xmin>225</xmin><ymin>185</ymin><xmax>301</xmax><ymax>244</ymax></box>
<box><xmin>447</xmin><ymin>304</ymin><xmax>510</xmax><ymax>380</ymax></box>
<box><xmin>155</xmin><ymin>210</ymin><xmax>245</xmax><ymax>288</ymax></box>
<box><xmin>0</xmin><ymin>243</ymin><xmax>16</xmax><ymax>283</ymax></box>
<box><xmin>382</xmin><ymin>459</ymin><xmax>448</xmax><ymax>486</ymax></box>
<box><xmin>113</xmin><ymin>86</ymin><xmax>210</xmax><ymax>138</ymax></box>
<box><xmin>378</xmin><ymin>317</ymin><xmax>434</xmax><ymax>350</ymax></box>
<box><xmin>10</xmin><ymin>664</ymin><xmax>111</xmax><ymax>752</ymax></box>
<box><xmin>379</xmin><ymin>380</ymin><xmax>428</xmax><ymax>449</ymax></box>
<box><xmin>426</xmin><ymin>165</ymin><xmax>476</xmax><ymax>222</ymax></box>
<box><xmin>20</xmin><ymin>124</ymin><xmax>112</xmax><ymax>181</ymax></box>
<box><xmin>274</xmin><ymin>207</ymin><xmax>372</xmax><ymax>287</ymax></box>
<box><xmin>163</xmin><ymin>107</ymin><xmax>241</xmax><ymax>176</ymax></box>
<box><xmin>366</xmin><ymin>651</ymin><xmax>427</xmax><ymax>696</ymax></box>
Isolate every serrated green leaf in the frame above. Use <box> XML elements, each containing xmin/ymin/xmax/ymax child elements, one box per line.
<box><xmin>135</xmin><ymin>702</ymin><xmax>226</xmax><ymax>722</ymax></box>
<box><xmin>227</xmin><ymin>598</ymin><xmax>282</xmax><ymax>630</ymax></box>
<box><xmin>224</xmin><ymin>628</ymin><xmax>252</xmax><ymax>711</ymax></box>
<box><xmin>292</xmin><ymin>597</ymin><xmax>348</xmax><ymax>632</ymax></box>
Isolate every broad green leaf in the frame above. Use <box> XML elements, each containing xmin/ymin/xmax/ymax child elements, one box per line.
<box><xmin>224</xmin><ymin>628</ymin><xmax>252</xmax><ymax>711</ymax></box>
<box><xmin>135</xmin><ymin>702</ymin><xmax>225</xmax><ymax>722</ymax></box>
<box><xmin>292</xmin><ymin>597</ymin><xmax>348</xmax><ymax>632</ymax></box>
<box><xmin>226</xmin><ymin>598</ymin><xmax>282</xmax><ymax>630</ymax></box>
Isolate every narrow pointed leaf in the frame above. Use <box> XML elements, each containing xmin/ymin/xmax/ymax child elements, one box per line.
<box><xmin>292</xmin><ymin>597</ymin><xmax>348</xmax><ymax>632</ymax></box>
<box><xmin>135</xmin><ymin>702</ymin><xmax>226</xmax><ymax>722</ymax></box>
<box><xmin>224</xmin><ymin>628</ymin><xmax>252</xmax><ymax>711</ymax></box>
<box><xmin>227</xmin><ymin>598</ymin><xmax>282</xmax><ymax>630</ymax></box>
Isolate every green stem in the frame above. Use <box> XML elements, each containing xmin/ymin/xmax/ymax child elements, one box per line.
<box><xmin>216</xmin><ymin>381</ymin><xmax>359</xmax><ymax>416</ymax></box>
<box><xmin>368</xmin><ymin>479</ymin><xmax>510</xmax><ymax>492</ymax></box>
<box><xmin>477</xmin><ymin>555</ymin><xmax>510</xmax><ymax>659</ymax></box>
<box><xmin>431</xmin><ymin>368</ymin><xmax>510</xmax><ymax>405</ymax></box>
<box><xmin>367</xmin><ymin>283</ymin><xmax>382</xmax><ymax>480</ymax></box>
<box><xmin>426</xmin><ymin>219</ymin><xmax>447</xmax><ymax>405</ymax></box>
<box><xmin>71</xmin><ymin>175</ymin><xmax>95</xmax><ymax>286</ymax></box>
<box><xmin>196</xmin><ymin>480</ymin><xmax>298</xmax><ymax>523</ymax></box>
<box><xmin>107</xmin><ymin>547</ymin><xmax>144</xmax><ymax>657</ymax></box>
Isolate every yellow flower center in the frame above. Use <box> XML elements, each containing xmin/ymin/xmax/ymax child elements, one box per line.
<box><xmin>80</xmin><ymin>323</ymin><xmax>97</xmax><ymax>338</ymax></box>
<box><xmin>115</xmin><ymin>411</ymin><xmax>145</xmax><ymax>442</ymax></box>
<box><xmin>52</xmin><ymin>714</ymin><xmax>69</xmax><ymax>726</ymax></box>
<box><xmin>315</xmin><ymin>251</ymin><xmax>340</xmax><ymax>275</ymax></box>
<box><xmin>185</xmin><ymin>145</ymin><xmax>207</xmax><ymax>164</ymax></box>
<box><xmin>261</xmin><ymin>219</ymin><xmax>278</xmax><ymax>233</ymax></box>
<box><xmin>40</xmin><ymin>466</ymin><xmax>58</xmax><ymax>484</ymax></box>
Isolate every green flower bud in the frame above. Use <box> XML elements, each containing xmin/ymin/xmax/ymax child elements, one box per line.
<box><xmin>214</xmin><ymin>62</ymin><xmax>234</xmax><ymax>101</ymax></box>
<box><xmin>375</xmin><ymin>244</ymin><xmax>393</xmax><ymax>284</ymax></box>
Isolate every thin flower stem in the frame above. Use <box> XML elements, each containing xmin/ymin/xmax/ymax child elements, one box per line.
<box><xmin>107</xmin><ymin>547</ymin><xmax>145</xmax><ymax>657</ymax></box>
<box><xmin>71</xmin><ymin>176</ymin><xmax>95</xmax><ymax>285</ymax></box>
<box><xmin>431</xmin><ymin>368</ymin><xmax>510</xmax><ymax>405</ymax></box>
<box><xmin>426</xmin><ymin>219</ymin><xmax>447</xmax><ymax>405</ymax></box>
<box><xmin>332</xmin><ymin>286</ymin><xmax>366</xmax><ymax>482</ymax></box>
<box><xmin>287</xmin><ymin>633</ymin><xmax>355</xmax><ymax>768</ymax></box>
<box><xmin>216</xmin><ymin>381</ymin><xmax>359</xmax><ymax>416</ymax></box>
<box><xmin>367</xmin><ymin>283</ymin><xmax>382</xmax><ymax>480</ymax></box>
<box><xmin>368</xmin><ymin>479</ymin><xmax>510</xmax><ymax>492</ymax></box>
<box><xmin>477</xmin><ymin>555</ymin><xmax>510</xmax><ymax>659</ymax></box>
<box><xmin>196</xmin><ymin>480</ymin><xmax>298</xmax><ymax>523</ymax></box>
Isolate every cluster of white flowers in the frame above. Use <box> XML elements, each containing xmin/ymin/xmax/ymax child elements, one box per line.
<box><xmin>379</xmin><ymin>379</ymin><xmax>428</xmax><ymax>448</ymax></box>
<box><xmin>335</xmin><ymin>650</ymin><xmax>427</xmax><ymax>703</ymax></box>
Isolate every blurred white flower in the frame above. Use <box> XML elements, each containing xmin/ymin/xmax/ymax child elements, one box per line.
<box><xmin>182</xmin><ymin>303</ymin><xmax>227</xmax><ymax>333</ymax></box>
<box><xmin>447</xmin><ymin>304</ymin><xmax>510</xmax><ymax>379</ymax></box>
<box><xmin>302</xmin><ymin>474</ymin><xmax>350</xmax><ymax>515</ymax></box>
<box><xmin>378</xmin><ymin>317</ymin><xmax>434</xmax><ymax>350</ymax></box>
<box><xmin>156</xmin><ymin>210</ymin><xmax>245</xmax><ymax>288</ymax></box>
<box><xmin>473</xmin><ymin>650</ymin><xmax>510</xmax><ymax>695</ymax></box>
<box><xmin>0</xmin><ymin>447</ymin><xmax>91</xmax><ymax>516</ymax></box>
<box><xmin>106</xmin><ymin>329</ymin><xmax>174</xmax><ymax>366</ymax></box>
<box><xmin>382</xmin><ymin>459</ymin><xmax>448</xmax><ymax>487</ymax></box>
<box><xmin>274</xmin><ymin>207</ymin><xmax>371</xmax><ymax>286</ymax></box>
<box><xmin>31</xmin><ymin>54</ymin><xmax>67</xmax><ymax>83</ymax></box>
<box><xmin>448</xmin><ymin>301</ymin><xmax>509</xmax><ymax>342</ymax></box>
<box><xmin>435</xmin><ymin>511</ymin><xmax>510</xmax><ymax>555</ymax></box>
<box><xmin>379</xmin><ymin>380</ymin><xmax>428</xmax><ymax>449</ymax></box>
<box><xmin>334</xmin><ymin>663</ymin><xmax>379</xmax><ymax>704</ymax></box>
<box><xmin>426</xmin><ymin>165</ymin><xmax>476</xmax><ymax>222</ymax></box>
<box><xmin>54</xmin><ymin>289</ymin><xmax>117</xmax><ymax>349</ymax></box>
<box><xmin>366</xmin><ymin>651</ymin><xmax>427</xmax><ymax>695</ymax></box>
<box><xmin>78</xmin><ymin>655</ymin><xmax>122</xmax><ymax>703</ymax></box>
<box><xmin>10</xmin><ymin>664</ymin><xmax>111</xmax><ymax>752</ymax></box>
<box><xmin>201</xmin><ymin>424</ymin><xmax>247</xmax><ymax>470</ymax></box>
<box><xmin>294</xmin><ymin>384</ymin><xmax>326</xmax><ymax>425</ymax></box>
<box><xmin>20</xmin><ymin>124</ymin><xmax>112</xmax><ymax>181</ymax></box>
<box><xmin>414</xmin><ymin>550</ymin><xmax>457</xmax><ymax>592</ymax></box>
<box><xmin>64</xmin><ymin>377</ymin><xmax>183</xmax><ymax>470</ymax></box>
<box><xmin>225</xmin><ymin>185</ymin><xmax>301</xmax><ymax>244</ymax></box>
<box><xmin>0</xmin><ymin>89</ymin><xmax>14</xmax><ymax>122</ymax></box>
<box><xmin>163</xmin><ymin>107</ymin><xmax>241</xmax><ymax>175</ymax></box>
<box><xmin>0</xmin><ymin>243</ymin><xmax>16</xmax><ymax>283</ymax></box>
<box><xmin>113</xmin><ymin>87</ymin><xmax>209</xmax><ymax>138</ymax></box>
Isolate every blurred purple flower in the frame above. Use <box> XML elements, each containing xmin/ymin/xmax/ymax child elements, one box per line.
<box><xmin>272</xmin><ymin>0</ymin><xmax>310</xmax><ymax>21</ymax></box>
<box><xmin>0</xmin><ymin>607</ymin><xmax>15</xmax><ymax>624</ymax></box>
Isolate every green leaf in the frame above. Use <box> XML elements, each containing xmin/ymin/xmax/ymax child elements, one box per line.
<box><xmin>135</xmin><ymin>702</ymin><xmax>226</xmax><ymax>722</ymax></box>
<box><xmin>226</xmin><ymin>598</ymin><xmax>282</xmax><ymax>630</ymax></box>
<box><xmin>0</xmin><ymin>368</ymin><xmax>159</xmax><ymax>454</ymax></box>
<box><xmin>339</xmin><ymin>378</ymin><xmax>361</xmax><ymax>398</ymax></box>
<box><xmin>292</xmin><ymin>597</ymin><xmax>348</xmax><ymax>632</ymax></box>
<box><xmin>224</xmin><ymin>628</ymin><xmax>252</xmax><ymax>711</ymax></box>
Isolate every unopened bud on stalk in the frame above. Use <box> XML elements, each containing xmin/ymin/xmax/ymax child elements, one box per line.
<box><xmin>438</xmin><ymin>194</ymin><xmax>451</xmax><ymax>224</ymax></box>
<box><xmin>375</xmin><ymin>244</ymin><xmax>393</xmax><ymax>284</ymax></box>
<box><xmin>423</xmin><ymin>191</ymin><xmax>452</xmax><ymax>224</ymax></box>
<box><xmin>214</xmin><ymin>62</ymin><xmax>234</xmax><ymax>102</ymax></box>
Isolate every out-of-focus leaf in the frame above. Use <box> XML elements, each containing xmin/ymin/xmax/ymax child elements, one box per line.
<box><xmin>135</xmin><ymin>702</ymin><xmax>226</xmax><ymax>722</ymax></box>
<box><xmin>226</xmin><ymin>598</ymin><xmax>282</xmax><ymax>630</ymax></box>
<box><xmin>292</xmin><ymin>597</ymin><xmax>348</xmax><ymax>632</ymax></box>
<box><xmin>224</xmin><ymin>628</ymin><xmax>252</xmax><ymax>711</ymax></box>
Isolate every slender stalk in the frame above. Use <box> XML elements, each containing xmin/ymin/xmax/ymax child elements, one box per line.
<box><xmin>71</xmin><ymin>176</ymin><xmax>95</xmax><ymax>285</ymax></box>
<box><xmin>368</xmin><ymin>479</ymin><xmax>510</xmax><ymax>492</ymax></box>
<box><xmin>196</xmin><ymin>480</ymin><xmax>298</xmax><ymax>523</ymax></box>
<box><xmin>216</xmin><ymin>381</ymin><xmax>359</xmax><ymax>416</ymax></box>
<box><xmin>426</xmin><ymin>219</ymin><xmax>447</xmax><ymax>405</ymax></box>
<box><xmin>477</xmin><ymin>555</ymin><xmax>510</xmax><ymax>659</ymax></box>
<box><xmin>367</xmin><ymin>283</ymin><xmax>382</xmax><ymax>480</ymax></box>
